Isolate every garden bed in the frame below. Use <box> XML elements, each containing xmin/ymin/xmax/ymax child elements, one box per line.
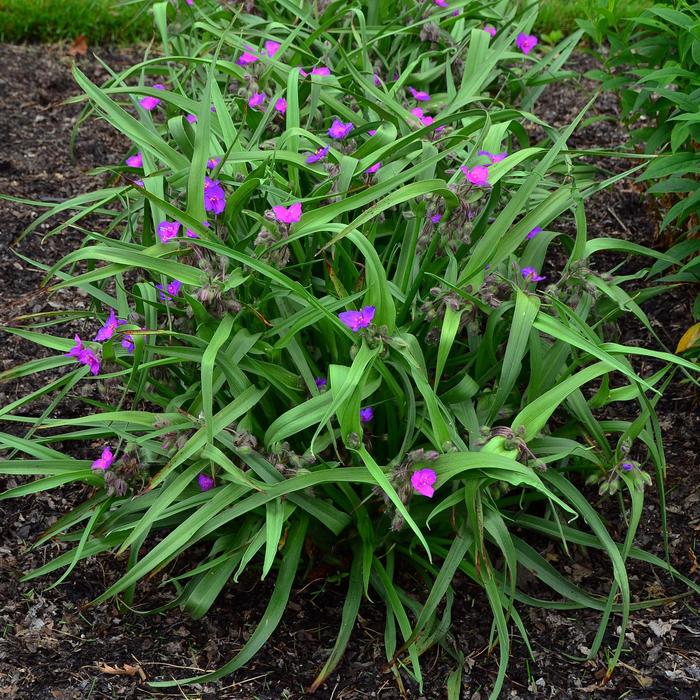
<box><xmin>0</xmin><ymin>44</ymin><xmax>698</xmax><ymax>700</ymax></box>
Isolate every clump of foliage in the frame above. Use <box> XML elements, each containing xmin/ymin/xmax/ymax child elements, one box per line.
<box><xmin>583</xmin><ymin>0</ymin><xmax>700</xmax><ymax>234</ymax></box>
<box><xmin>1</xmin><ymin>0</ymin><xmax>698</xmax><ymax>697</ymax></box>
<box><xmin>582</xmin><ymin>0</ymin><xmax>700</xmax><ymax>348</ymax></box>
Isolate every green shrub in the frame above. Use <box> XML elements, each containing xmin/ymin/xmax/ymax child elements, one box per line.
<box><xmin>1</xmin><ymin>1</ymin><xmax>697</xmax><ymax>696</ymax></box>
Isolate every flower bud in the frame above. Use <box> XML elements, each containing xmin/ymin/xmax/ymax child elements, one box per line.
<box><xmin>346</xmin><ymin>432</ymin><xmax>361</xmax><ymax>449</ymax></box>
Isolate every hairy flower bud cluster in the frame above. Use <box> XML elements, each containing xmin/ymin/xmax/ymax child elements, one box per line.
<box><xmin>267</xmin><ymin>441</ymin><xmax>316</xmax><ymax>475</ymax></box>
<box><xmin>481</xmin><ymin>426</ymin><xmax>546</xmax><ymax>471</ymax></box>
<box><xmin>476</xmin><ymin>274</ymin><xmax>510</xmax><ymax>309</ymax></box>
<box><xmin>421</xmin><ymin>285</ymin><xmax>475</xmax><ymax>344</ymax></box>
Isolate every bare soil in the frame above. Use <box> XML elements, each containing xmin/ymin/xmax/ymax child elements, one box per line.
<box><xmin>0</xmin><ymin>45</ymin><xmax>698</xmax><ymax>700</ymax></box>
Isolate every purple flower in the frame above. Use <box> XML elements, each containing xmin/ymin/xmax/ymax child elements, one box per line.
<box><xmin>516</xmin><ymin>33</ymin><xmax>538</xmax><ymax>55</ymax></box>
<box><xmin>65</xmin><ymin>335</ymin><xmax>100</xmax><ymax>375</ymax></box>
<box><xmin>204</xmin><ymin>177</ymin><xmax>226</xmax><ymax>215</ymax></box>
<box><xmin>139</xmin><ymin>84</ymin><xmax>165</xmax><ymax>111</ymax></box>
<box><xmin>359</xmin><ymin>406</ymin><xmax>374</xmax><ymax>423</ymax></box>
<box><xmin>338</xmin><ymin>305</ymin><xmax>375</xmax><ymax>332</ymax></box>
<box><xmin>207</xmin><ymin>157</ymin><xmax>221</xmax><ymax>170</ymax></box>
<box><xmin>409</xmin><ymin>86</ymin><xmax>431</xmax><ymax>102</ymax></box>
<box><xmin>410</xmin><ymin>107</ymin><xmax>434</xmax><ymax>127</ymax></box>
<box><xmin>621</xmin><ymin>462</ymin><xmax>634</xmax><ymax>472</ymax></box>
<box><xmin>484</xmin><ymin>25</ymin><xmax>497</xmax><ymax>37</ymax></box>
<box><xmin>133</xmin><ymin>179</ymin><xmax>144</xmax><ymax>187</ymax></box>
<box><xmin>411</xmin><ymin>468</ymin><xmax>437</xmax><ymax>498</ymax></box>
<box><xmin>248</xmin><ymin>92</ymin><xmax>266</xmax><ymax>109</ymax></box>
<box><xmin>157</xmin><ymin>220</ymin><xmax>181</xmax><ymax>244</ymax></box>
<box><xmin>328</xmin><ymin>120</ymin><xmax>354</xmax><ymax>139</ymax></box>
<box><xmin>478</xmin><ymin>150</ymin><xmax>508</xmax><ymax>164</ymax></box>
<box><xmin>264</xmin><ymin>40</ymin><xmax>281</xmax><ymax>57</ymax></box>
<box><xmin>365</xmin><ymin>162</ymin><xmax>381</xmax><ymax>175</ymax></box>
<box><xmin>272</xmin><ymin>202</ymin><xmax>302</xmax><ymax>224</ymax></box>
<box><xmin>315</xmin><ymin>376</ymin><xmax>327</xmax><ymax>389</ymax></box>
<box><xmin>299</xmin><ymin>66</ymin><xmax>330</xmax><ymax>77</ymax></box>
<box><xmin>367</xmin><ymin>129</ymin><xmax>377</xmax><ymax>136</ymax></box>
<box><xmin>237</xmin><ymin>51</ymin><xmax>258</xmax><ymax>66</ymax></box>
<box><xmin>186</xmin><ymin>113</ymin><xmax>197</xmax><ymax>123</ymax></box>
<box><xmin>186</xmin><ymin>220</ymin><xmax>209</xmax><ymax>239</ymax></box>
<box><xmin>274</xmin><ymin>97</ymin><xmax>287</xmax><ymax>114</ymax></box>
<box><xmin>434</xmin><ymin>0</ymin><xmax>448</xmax><ymax>6</ymax></box>
<box><xmin>156</xmin><ymin>279</ymin><xmax>182</xmax><ymax>301</ymax></box>
<box><xmin>373</xmin><ymin>74</ymin><xmax>382</xmax><ymax>86</ymax></box>
<box><xmin>521</xmin><ymin>267</ymin><xmax>546</xmax><ymax>283</ymax></box>
<box><xmin>121</xmin><ymin>334</ymin><xmax>135</xmax><ymax>353</ymax></box>
<box><xmin>460</xmin><ymin>165</ymin><xmax>490</xmax><ymax>187</ymax></box>
<box><xmin>125</xmin><ymin>152</ymin><xmax>143</xmax><ymax>168</ymax></box>
<box><xmin>95</xmin><ymin>309</ymin><xmax>126</xmax><ymax>342</ymax></box>
<box><xmin>198</xmin><ymin>473</ymin><xmax>215</xmax><ymax>491</ymax></box>
<box><xmin>306</xmin><ymin>145</ymin><xmax>329</xmax><ymax>164</ymax></box>
<box><xmin>184</xmin><ymin>0</ymin><xmax>193</xmax><ymax>5</ymax></box>
<box><xmin>92</xmin><ymin>447</ymin><xmax>114</xmax><ymax>471</ymax></box>
<box><xmin>527</xmin><ymin>226</ymin><xmax>542</xmax><ymax>240</ymax></box>
<box><xmin>431</xmin><ymin>213</ymin><xmax>442</xmax><ymax>224</ymax></box>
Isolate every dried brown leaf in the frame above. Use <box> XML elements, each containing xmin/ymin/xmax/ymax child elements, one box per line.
<box><xmin>68</xmin><ymin>36</ymin><xmax>88</xmax><ymax>57</ymax></box>
<box><xmin>635</xmin><ymin>675</ymin><xmax>654</xmax><ymax>688</ymax></box>
<box><xmin>95</xmin><ymin>662</ymin><xmax>146</xmax><ymax>681</ymax></box>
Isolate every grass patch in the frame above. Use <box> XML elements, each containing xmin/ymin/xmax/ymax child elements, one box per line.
<box><xmin>0</xmin><ymin>0</ymin><xmax>655</xmax><ymax>45</ymax></box>
<box><xmin>535</xmin><ymin>0</ymin><xmax>653</xmax><ymax>35</ymax></box>
<box><xmin>0</xmin><ymin>0</ymin><xmax>152</xmax><ymax>44</ymax></box>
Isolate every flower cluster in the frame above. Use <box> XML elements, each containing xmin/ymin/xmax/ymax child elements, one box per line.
<box><xmin>64</xmin><ymin>304</ymin><xmax>135</xmax><ymax>376</ymax></box>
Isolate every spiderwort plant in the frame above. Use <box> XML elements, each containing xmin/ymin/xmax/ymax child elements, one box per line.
<box><xmin>2</xmin><ymin>2</ymin><xmax>698</xmax><ymax>699</ymax></box>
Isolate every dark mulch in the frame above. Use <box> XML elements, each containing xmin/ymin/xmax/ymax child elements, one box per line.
<box><xmin>0</xmin><ymin>46</ymin><xmax>698</xmax><ymax>700</ymax></box>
